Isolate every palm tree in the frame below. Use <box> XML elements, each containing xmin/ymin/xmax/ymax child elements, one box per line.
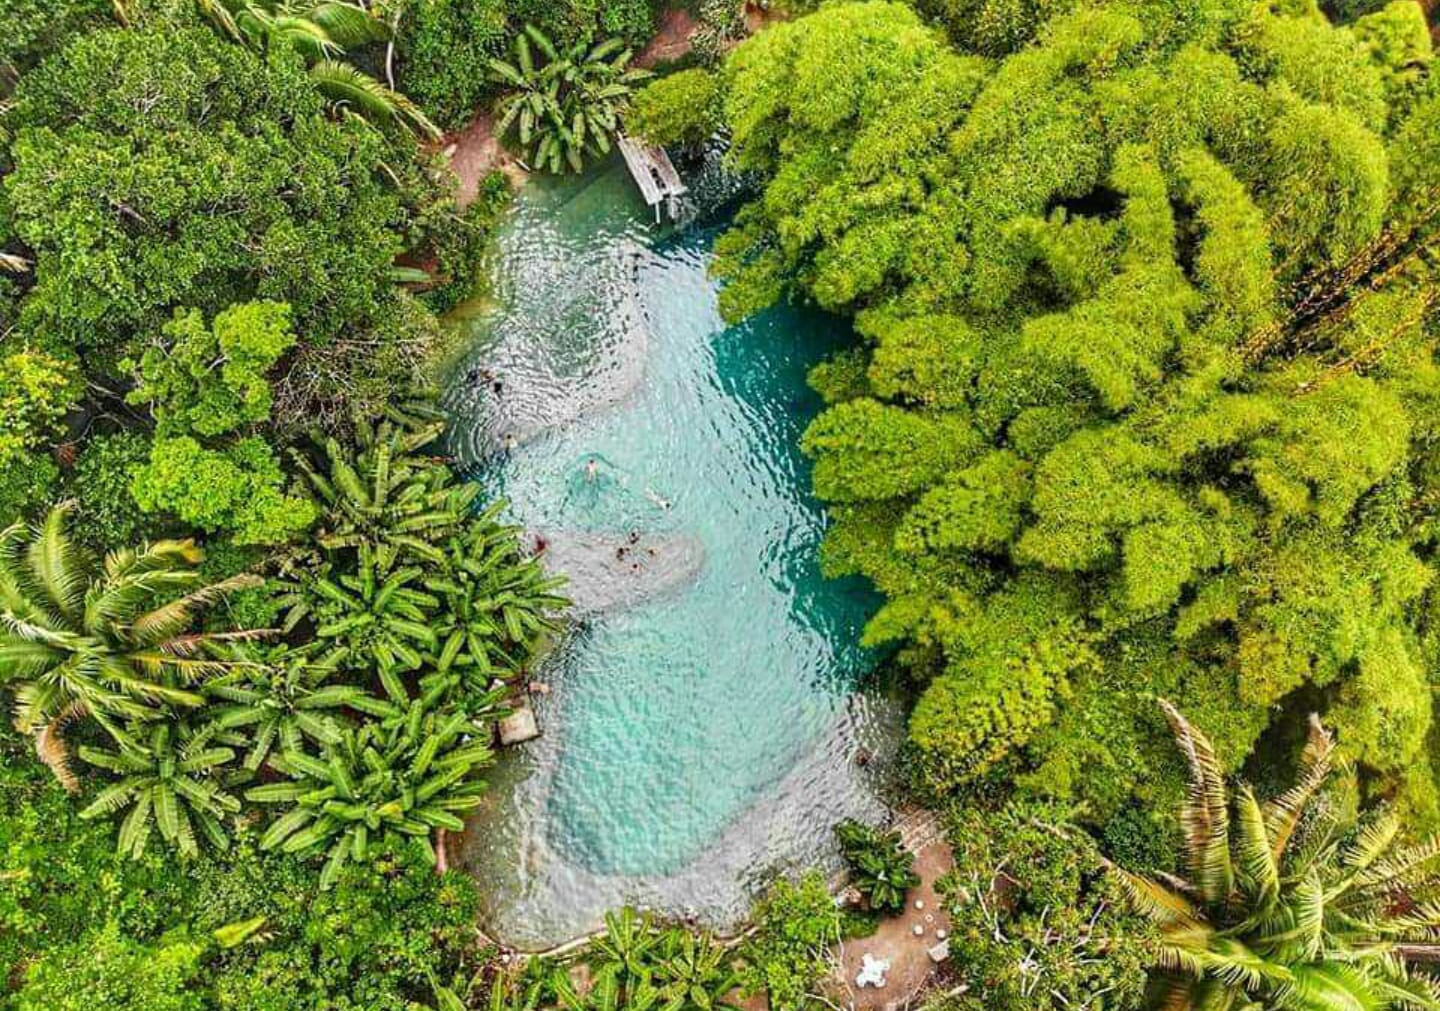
<box><xmin>78</xmin><ymin>720</ymin><xmax>243</xmax><ymax>858</ymax></box>
<box><xmin>196</xmin><ymin>0</ymin><xmax>441</xmax><ymax>138</ymax></box>
<box><xmin>205</xmin><ymin>642</ymin><xmax>392</xmax><ymax>772</ymax></box>
<box><xmin>489</xmin><ymin>25</ymin><xmax>652</xmax><ymax>174</ymax></box>
<box><xmin>1115</xmin><ymin>700</ymin><xmax>1440</xmax><ymax>1010</ymax></box>
<box><xmin>246</xmin><ymin>693</ymin><xmax>494</xmax><ymax>886</ymax></box>
<box><xmin>0</xmin><ymin>505</ymin><xmax>265</xmax><ymax>789</ymax></box>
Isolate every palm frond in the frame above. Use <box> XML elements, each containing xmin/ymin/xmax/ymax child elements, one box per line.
<box><xmin>1161</xmin><ymin>698</ymin><xmax>1235</xmax><ymax>906</ymax></box>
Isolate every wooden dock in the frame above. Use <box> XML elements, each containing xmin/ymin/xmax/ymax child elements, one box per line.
<box><xmin>617</xmin><ymin>134</ymin><xmax>688</xmax><ymax>222</ymax></box>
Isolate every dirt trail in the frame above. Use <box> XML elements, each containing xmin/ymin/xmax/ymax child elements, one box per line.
<box><xmin>827</xmin><ymin>841</ymin><xmax>957</xmax><ymax>1011</ymax></box>
<box><xmin>443</xmin><ymin>113</ymin><xmax>527</xmax><ymax>208</ymax></box>
<box><xmin>635</xmin><ymin>7</ymin><xmax>699</xmax><ymax>67</ymax></box>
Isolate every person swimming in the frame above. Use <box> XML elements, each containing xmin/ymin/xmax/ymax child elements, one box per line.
<box><xmin>585</xmin><ymin>458</ymin><xmax>599</xmax><ymax>483</ymax></box>
<box><xmin>645</xmin><ymin>487</ymin><xmax>672</xmax><ymax>510</ymax></box>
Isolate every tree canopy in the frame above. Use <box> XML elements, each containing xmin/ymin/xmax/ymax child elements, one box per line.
<box><xmin>715</xmin><ymin>0</ymin><xmax>1440</xmax><ymax>831</ymax></box>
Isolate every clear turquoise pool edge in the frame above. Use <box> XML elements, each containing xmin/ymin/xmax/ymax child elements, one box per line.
<box><xmin>443</xmin><ymin>160</ymin><xmax>902</xmax><ymax>949</ymax></box>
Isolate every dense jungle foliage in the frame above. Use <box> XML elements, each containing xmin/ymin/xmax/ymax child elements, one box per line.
<box><xmin>709</xmin><ymin>0</ymin><xmax>1440</xmax><ymax>853</ymax></box>
<box><xmin>6</xmin><ymin>0</ymin><xmax>1440</xmax><ymax>1008</ymax></box>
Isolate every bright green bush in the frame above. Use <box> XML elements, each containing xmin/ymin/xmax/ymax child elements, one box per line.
<box><xmin>629</xmin><ymin>69</ymin><xmax>722</xmax><ymax>147</ymax></box>
<box><xmin>717</xmin><ymin>0</ymin><xmax>1440</xmax><ymax>824</ymax></box>
<box><xmin>126</xmin><ymin>301</ymin><xmax>296</xmax><ymax>438</ymax></box>
<box><xmin>0</xmin><ymin>348</ymin><xmax>75</xmax><ymax>467</ymax></box>
<box><xmin>131</xmin><ymin>436</ymin><xmax>316</xmax><ymax>546</ymax></box>
<box><xmin>0</xmin><ymin>0</ymin><xmax>112</xmax><ymax>75</ymax></box>
<box><xmin>14</xmin><ymin>923</ymin><xmax>206</xmax><ymax>1011</ymax></box>
<box><xmin>741</xmin><ymin>872</ymin><xmax>843</xmax><ymax>1011</ymax></box>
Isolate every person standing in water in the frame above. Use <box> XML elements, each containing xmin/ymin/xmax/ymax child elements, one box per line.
<box><xmin>585</xmin><ymin>457</ymin><xmax>599</xmax><ymax>483</ymax></box>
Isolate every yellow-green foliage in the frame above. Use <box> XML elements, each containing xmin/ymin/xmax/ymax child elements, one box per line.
<box><xmin>126</xmin><ymin>301</ymin><xmax>297</xmax><ymax>438</ymax></box>
<box><xmin>0</xmin><ymin>348</ymin><xmax>76</xmax><ymax>466</ymax></box>
<box><xmin>131</xmin><ymin>436</ymin><xmax>316</xmax><ymax>546</ymax></box>
<box><xmin>717</xmin><ymin>0</ymin><xmax>1440</xmax><ymax>822</ymax></box>
<box><xmin>629</xmin><ymin>68</ymin><xmax>722</xmax><ymax>148</ymax></box>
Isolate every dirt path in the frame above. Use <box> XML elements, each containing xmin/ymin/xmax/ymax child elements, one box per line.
<box><xmin>443</xmin><ymin>4</ymin><xmax>800</xmax><ymax>201</ymax></box>
<box><xmin>635</xmin><ymin>7</ymin><xmax>699</xmax><ymax>67</ymax></box>
<box><xmin>827</xmin><ymin>839</ymin><xmax>956</xmax><ymax>1011</ymax></box>
<box><xmin>443</xmin><ymin>113</ymin><xmax>527</xmax><ymax>208</ymax></box>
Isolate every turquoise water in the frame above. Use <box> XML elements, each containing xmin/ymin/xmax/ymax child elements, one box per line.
<box><xmin>445</xmin><ymin>162</ymin><xmax>898</xmax><ymax>948</ymax></box>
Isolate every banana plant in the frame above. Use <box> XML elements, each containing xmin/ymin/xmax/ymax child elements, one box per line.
<box><xmin>245</xmin><ymin>691</ymin><xmax>495</xmax><ymax>887</ymax></box>
<box><xmin>834</xmin><ymin>820</ymin><xmax>919</xmax><ymax>913</ymax></box>
<box><xmin>292</xmin><ymin>416</ymin><xmax>477</xmax><ymax>573</ymax></box>
<box><xmin>490</xmin><ymin>25</ymin><xmax>652</xmax><ymax>174</ymax></box>
<box><xmin>205</xmin><ymin>642</ymin><xmax>394</xmax><ymax>772</ymax></box>
<box><xmin>426</xmin><ymin>502</ymin><xmax>568</xmax><ymax>685</ymax></box>
<box><xmin>650</xmin><ymin>926</ymin><xmax>744</xmax><ymax>1011</ymax></box>
<box><xmin>78</xmin><ymin>721</ymin><xmax>243</xmax><ymax>859</ymax></box>
<box><xmin>281</xmin><ymin>550</ymin><xmax>441</xmax><ymax>685</ymax></box>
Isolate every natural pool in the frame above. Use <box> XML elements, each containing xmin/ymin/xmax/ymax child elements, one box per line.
<box><xmin>444</xmin><ymin>160</ymin><xmax>900</xmax><ymax>949</ymax></box>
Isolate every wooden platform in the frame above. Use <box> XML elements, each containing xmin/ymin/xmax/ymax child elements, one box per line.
<box><xmin>617</xmin><ymin>134</ymin><xmax>688</xmax><ymax>222</ymax></box>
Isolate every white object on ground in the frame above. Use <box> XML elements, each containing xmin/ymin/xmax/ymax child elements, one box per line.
<box><xmin>856</xmin><ymin>953</ymin><xmax>892</xmax><ymax>989</ymax></box>
<box><xmin>914</xmin><ymin>899</ymin><xmax>925</xmax><ymax>910</ymax></box>
<box><xmin>935</xmin><ymin>928</ymin><xmax>949</xmax><ymax>940</ymax></box>
<box><xmin>927</xmin><ymin>939</ymin><xmax>951</xmax><ymax>964</ymax></box>
<box><xmin>912</xmin><ymin>924</ymin><xmax>924</xmax><ymax>936</ymax></box>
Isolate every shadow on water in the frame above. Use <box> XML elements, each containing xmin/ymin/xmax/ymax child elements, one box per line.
<box><xmin>443</xmin><ymin>152</ymin><xmax>900</xmax><ymax>950</ymax></box>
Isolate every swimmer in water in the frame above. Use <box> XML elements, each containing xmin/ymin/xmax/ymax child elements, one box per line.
<box><xmin>585</xmin><ymin>458</ymin><xmax>599</xmax><ymax>483</ymax></box>
<box><xmin>645</xmin><ymin>487</ymin><xmax>672</xmax><ymax>511</ymax></box>
<box><xmin>628</xmin><ymin>530</ymin><xmax>639</xmax><ymax>544</ymax></box>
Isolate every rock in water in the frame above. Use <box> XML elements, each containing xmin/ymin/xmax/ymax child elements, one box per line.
<box><xmin>534</xmin><ymin>529</ymin><xmax>705</xmax><ymax>613</ymax></box>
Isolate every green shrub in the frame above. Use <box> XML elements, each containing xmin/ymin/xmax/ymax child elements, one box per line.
<box><xmin>0</xmin><ymin>348</ymin><xmax>76</xmax><ymax>468</ymax></box>
<box><xmin>126</xmin><ymin>302</ymin><xmax>296</xmax><ymax>438</ymax></box>
<box><xmin>834</xmin><ymin>820</ymin><xmax>919</xmax><ymax>913</ymax></box>
<box><xmin>741</xmin><ymin>871</ymin><xmax>842</xmax><ymax>1011</ymax></box>
<box><xmin>131</xmin><ymin>436</ymin><xmax>316</xmax><ymax>546</ymax></box>
<box><xmin>0</xmin><ymin>454</ymin><xmax>58</xmax><ymax>528</ymax></box>
<box><xmin>14</xmin><ymin>923</ymin><xmax>206</xmax><ymax>1011</ymax></box>
<box><xmin>936</xmin><ymin>801</ymin><xmax>1156</xmax><ymax>1011</ymax></box>
<box><xmin>398</xmin><ymin>0</ymin><xmax>510</xmax><ymax>128</ymax></box>
<box><xmin>629</xmin><ymin>69</ymin><xmax>722</xmax><ymax>148</ymax></box>
<box><xmin>66</xmin><ymin>432</ymin><xmax>162</xmax><ymax>551</ymax></box>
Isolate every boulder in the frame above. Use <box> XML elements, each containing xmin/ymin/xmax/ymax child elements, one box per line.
<box><xmin>498</xmin><ymin>705</ymin><xmax>541</xmax><ymax>745</ymax></box>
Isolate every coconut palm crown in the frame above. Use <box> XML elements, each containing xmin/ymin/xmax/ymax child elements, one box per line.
<box><xmin>1115</xmin><ymin>700</ymin><xmax>1440</xmax><ymax>1011</ymax></box>
<box><xmin>0</xmin><ymin>504</ymin><xmax>264</xmax><ymax>789</ymax></box>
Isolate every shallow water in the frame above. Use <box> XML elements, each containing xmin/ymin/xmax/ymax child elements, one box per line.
<box><xmin>444</xmin><ymin>161</ymin><xmax>898</xmax><ymax>949</ymax></box>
